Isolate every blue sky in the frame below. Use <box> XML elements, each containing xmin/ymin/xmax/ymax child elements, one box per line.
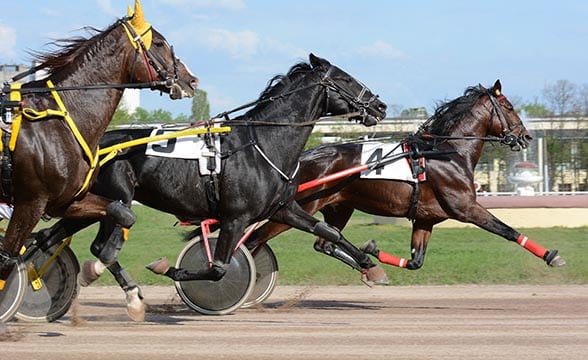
<box><xmin>1</xmin><ymin>1</ymin><xmax>587</xmax><ymax>118</ymax></box>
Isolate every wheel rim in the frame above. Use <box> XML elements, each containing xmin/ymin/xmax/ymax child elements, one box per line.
<box><xmin>0</xmin><ymin>260</ymin><xmax>26</xmax><ymax>323</ymax></box>
<box><xmin>16</xmin><ymin>245</ymin><xmax>80</xmax><ymax>322</ymax></box>
<box><xmin>242</xmin><ymin>243</ymin><xmax>278</xmax><ymax>308</ymax></box>
<box><xmin>174</xmin><ymin>237</ymin><xmax>256</xmax><ymax>315</ymax></box>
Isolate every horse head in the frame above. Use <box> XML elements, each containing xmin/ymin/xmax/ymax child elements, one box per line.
<box><xmin>482</xmin><ymin>80</ymin><xmax>532</xmax><ymax>151</ymax></box>
<box><xmin>121</xmin><ymin>0</ymin><xmax>197</xmax><ymax>99</ymax></box>
<box><xmin>309</xmin><ymin>54</ymin><xmax>387</xmax><ymax>126</ymax></box>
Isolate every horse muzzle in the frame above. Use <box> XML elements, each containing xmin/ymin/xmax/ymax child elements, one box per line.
<box><xmin>353</xmin><ymin>105</ymin><xmax>386</xmax><ymax>127</ymax></box>
<box><xmin>168</xmin><ymin>77</ymin><xmax>198</xmax><ymax>99</ymax></box>
<box><xmin>504</xmin><ymin>133</ymin><xmax>532</xmax><ymax>151</ymax></box>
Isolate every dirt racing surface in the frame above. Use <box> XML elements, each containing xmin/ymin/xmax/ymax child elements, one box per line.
<box><xmin>1</xmin><ymin>284</ymin><xmax>587</xmax><ymax>360</ymax></box>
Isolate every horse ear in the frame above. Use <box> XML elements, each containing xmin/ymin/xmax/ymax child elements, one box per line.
<box><xmin>492</xmin><ymin>80</ymin><xmax>502</xmax><ymax>96</ymax></box>
<box><xmin>478</xmin><ymin>83</ymin><xmax>487</xmax><ymax>91</ymax></box>
<box><xmin>127</xmin><ymin>0</ymin><xmax>152</xmax><ymax>49</ymax></box>
<box><xmin>309</xmin><ymin>53</ymin><xmax>330</xmax><ymax>70</ymax></box>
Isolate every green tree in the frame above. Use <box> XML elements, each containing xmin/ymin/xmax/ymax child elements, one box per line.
<box><xmin>521</xmin><ymin>100</ymin><xmax>551</xmax><ymax>117</ymax></box>
<box><xmin>543</xmin><ymin>79</ymin><xmax>577</xmax><ymax>115</ymax></box>
<box><xmin>110</xmin><ymin>105</ymin><xmax>132</xmax><ymax>128</ymax></box>
<box><xmin>191</xmin><ymin>88</ymin><xmax>211</xmax><ymax>121</ymax></box>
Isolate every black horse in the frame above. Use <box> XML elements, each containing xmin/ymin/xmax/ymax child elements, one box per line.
<box><xmin>36</xmin><ymin>54</ymin><xmax>387</xmax><ymax>320</ymax></box>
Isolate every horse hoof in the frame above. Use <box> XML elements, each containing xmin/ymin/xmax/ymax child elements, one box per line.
<box><xmin>125</xmin><ymin>287</ymin><xmax>145</xmax><ymax>322</ymax></box>
<box><xmin>78</xmin><ymin>260</ymin><xmax>102</xmax><ymax>287</ymax></box>
<box><xmin>366</xmin><ymin>266</ymin><xmax>389</xmax><ymax>285</ymax></box>
<box><xmin>548</xmin><ymin>255</ymin><xmax>566</xmax><ymax>267</ymax></box>
<box><xmin>545</xmin><ymin>250</ymin><xmax>566</xmax><ymax>267</ymax></box>
<box><xmin>360</xmin><ymin>240</ymin><xmax>379</xmax><ymax>257</ymax></box>
<box><xmin>145</xmin><ymin>257</ymin><xmax>170</xmax><ymax>275</ymax></box>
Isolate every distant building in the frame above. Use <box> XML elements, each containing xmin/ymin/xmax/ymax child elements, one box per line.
<box><xmin>121</xmin><ymin>89</ymin><xmax>140</xmax><ymax>114</ymax></box>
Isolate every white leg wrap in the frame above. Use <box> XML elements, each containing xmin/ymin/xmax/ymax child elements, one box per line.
<box><xmin>94</xmin><ymin>260</ymin><xmax>107</xmax><ymax>276</ymax></box>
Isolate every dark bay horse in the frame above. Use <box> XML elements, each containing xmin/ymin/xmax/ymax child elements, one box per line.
<box><xmin>36</xmin><ymin>54</ymin><xmax>387</xmax><ymax>320</ymax></box>
<box><xmin>246</xmin><ymin>80</ymin><xmax>565</xmax><ymax>279</ymax></box>
<box><xmin>0</xmin><ymin>0</ymin><xmax>196</xmax><ymax>321</ymax></box>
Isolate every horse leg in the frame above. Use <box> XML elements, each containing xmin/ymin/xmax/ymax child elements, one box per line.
<box><xmin>271</xmin><ymin>202</ymin><xmax>376</xmax><ymax>271</ymax></box>
<box><xmin>106</xmin><ymin>262</ymin><xmax>145</xmax><ymax>322</ymax></box>
<box><xmin>0</xmin><ymin>199</ymin><xmax>46</xmax><ymax>288</ymax></box>
<box><xmin>63</xmin><ymin>193</ymin><xmax>147</xmax><ymax>320</ymax></box>
<box><xmin>361</xmin><ymin>220</ymin><xmax>433</xmax><ymax>270</ymax></box>
<box><xmin>460</xmin><ymin>203</ymin><xmax>565</xmax><ymax>266</ymax></box>
<box><xmin>317</xmin><ymin>205</ymin><xmax>389</xmax><ymax>285</ymax></box>
<box><xmin>146</xmin><ymin>220</ymin><xmax>243</xmax><ymax>282</ymax></box>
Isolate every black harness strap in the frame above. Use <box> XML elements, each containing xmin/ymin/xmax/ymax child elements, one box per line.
<box><xmin>203</xmin><ymin>129</ymin><xmax>221</xmax><ymax>216</ymax></box>
<box><xmin>1</xmin><ymin>130</ymin><xmax>12</xmax><ymax>201</ymax></box>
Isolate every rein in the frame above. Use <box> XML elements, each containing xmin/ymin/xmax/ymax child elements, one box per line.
<box><xmin>7</xmin><ymin>79</ymin><xmax>176</xmax><ymax>95</ymax></box>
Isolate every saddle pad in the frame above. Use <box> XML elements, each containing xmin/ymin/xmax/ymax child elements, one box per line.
<box><xmin>360</xmin><ymin>142</ymin><xmax>415</xmax><ymax>182</ymax></box>
<box><xmin>145</xmin><ymin>126</ymin><xmax>221</xmax><ymax>175</ymax></box>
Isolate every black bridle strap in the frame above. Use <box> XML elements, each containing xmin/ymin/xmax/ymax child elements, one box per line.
<box><xmin>5</xmin><ymin>79</ymin><xmax>175</xmax><ymax>95</ymax></box>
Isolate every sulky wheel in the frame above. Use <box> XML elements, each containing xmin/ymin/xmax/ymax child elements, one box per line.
<box><xmin>241</xmin><ymin>243</ymin><xmax>279</xmax><ymax>308</ymax></box>
<box><xmin>0</xmin><ymin>259</ymin><xmax>26</xmax><ymax>323</ymax></box>
<box><xmin>174</xmin><ymin>237</ymin><xmax>256</xmax><ymax>315</ymax></box>
<box><xmin>16</xmin><ymin>241</ymin><xmax>80</xmax><ymax>322</ymax></box>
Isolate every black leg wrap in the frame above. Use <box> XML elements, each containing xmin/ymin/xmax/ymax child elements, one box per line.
<box><xmin>314</xmin><ymin>240</ymin><xmax>362</xmax><ymax>271</ymax></box>
<box><xmin>108</xmin><ymin>262</ymin><xmax>138</xmax><ymax>292</ymax></box>
<box><xmin>164</xmin><ymin>263</ymin><xmax>226</xmax><ymax>282</ymax></box>
<box><xmin>91</xmin><ymin>222</ymin><xmax>126</xmax><ymax>265</ymax></box>
<box><xmin>312</xmin><ymin>222</ymin><xmax>341</xmax><ymax>242</ymax></box>
<box><xmin>106</xmin><ymin>201</ymin><xmax>136</xmax><ymax>228</ymax></box>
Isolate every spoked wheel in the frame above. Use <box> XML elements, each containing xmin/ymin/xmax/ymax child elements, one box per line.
<box><xmin>242</xmin><ymin>243</ymin><xmax>279</xmax><ymax>308</ymax></box>
<box><xmin>16</xmin><ymin>242</ymin><xmax>80</xmax><ymax>322</ymax></box>
<box><xmin>0</xmin><ymin>260</ymin><xmax>26</xmax><ymax>323</ymax></box>
<box><xmin>174</xmin><ymin>237</ymin><xmax>256</xmax><ymax>315</ymax></box>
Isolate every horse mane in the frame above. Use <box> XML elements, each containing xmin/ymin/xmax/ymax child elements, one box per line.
<box><xmin>244</xmin><ymin>62</ymin><xmax>313</xmax><ymax>116</ymax></box>
<box><xmin>417</xmin><ymin>85</ymin><xmax>486</xmax><ymax>136</ymax></box>
<box><xmin>27</xmin><ymin>21</ymin><xmax>121</xmax><ymax>77</ymax></box>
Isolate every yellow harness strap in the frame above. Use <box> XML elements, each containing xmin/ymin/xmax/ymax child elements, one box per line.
<box><xmin>45</xmin><ymin>80</ymin><xmax>99</xmax><ymax>197</ymax></box>
<box><xmin>7</xmin><ymin>83</ymin><xmax>22</xmax><ymax>151</ymax></box>
<box><xmin>97</xmin><ymin>126</ymin><xmax>232</xmax><ymax>167</ymax></box>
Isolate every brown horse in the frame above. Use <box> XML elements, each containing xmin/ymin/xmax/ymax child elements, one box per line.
<box><xmin>246</xmin><ymin>80</ymin><xmax>565</xmax><ymax>278</ymax></box>
<box><xmin>0</xmin><ymin>0</ymin><xmax>196</xmax><ymax>318</ymax></box>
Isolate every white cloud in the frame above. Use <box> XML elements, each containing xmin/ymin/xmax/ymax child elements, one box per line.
<box><xmin>359</xmin><ymin>40</ymin><xmax>407</xmax><ymax>60</ymax></box>
<box><xmin>0</xmin><ymin>25</ymin><xmax>16</xmax><ymax>59</ymax></box>
<box><xmin>161</xmin><ymin>0</ymin><xmax>245</xmax><ymax>11</ymax></box>
<box><xmin>201</xmin><ymin>28</ymin><xmax>259</xmax><ymax>58</ymax></box>
<box><xmin>96</xmin><ymin>0</ymin><xmax>118</xmax><ymax>17</ymax></box>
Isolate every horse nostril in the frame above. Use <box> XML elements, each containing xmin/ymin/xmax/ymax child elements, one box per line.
<box><xmin>191</xmin><ymin>78</ymin><xmax>199</xmax><ymax>89</ymax></box>
<box><xmin>379</xmin><ymin>103</ymin><xmax>387</xmax><ymax>112</ymax></box>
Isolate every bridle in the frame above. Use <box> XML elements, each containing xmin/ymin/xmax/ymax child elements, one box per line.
<box><xmin>319</xmin><ymin>66</ymin><xmax>381</xmax><ymax>124</ymax></box>
<box><xmin>486</xmin><ymin>91</ymin><xmax>525</xmax><ymax>147</ymax></box>
<box><xmin>120</xmin><ymin>17</ymin><xmax>178</xmax><ymax>86</ymax></box>
<box><xmin>417</xmin><ymin>90</ymin><xmax>527</xmax><ymax>146</ymax></box>
<box><xmin>212</xmin><ymin>64</ymin><xmax>381</xmax><ymax>127</ymax></box>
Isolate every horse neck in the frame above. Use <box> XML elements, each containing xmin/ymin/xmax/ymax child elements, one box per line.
<box><xmin>445</xmin><ymin>109</ymin><xmax>493</xmax><ymax>169</ymax></box>
<box><xmin>39</xmin><ymin>27</ymin><xmax>131</xmax><ymax>149</ymax></box>
<box><xmin>246</xmin><ymin>85</ymin><xmax>325</xmax><ymax>170</ymax></box>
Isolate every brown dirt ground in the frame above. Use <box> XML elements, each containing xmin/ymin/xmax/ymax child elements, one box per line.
<box><xmin>1</xmin><ymin>284</ymin><xmax>587</xmax><ymax>360</ymax></box>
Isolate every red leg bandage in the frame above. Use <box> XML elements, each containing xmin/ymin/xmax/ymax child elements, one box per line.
<box><xmin>516</xmin><ymin>235</ymin><xmax>547</xmax><ymax>258</ymax></box>
<box><xmin>378</xmin><ymin>251</ymin><xmax>408</xmax><ymax>268</ymax></box>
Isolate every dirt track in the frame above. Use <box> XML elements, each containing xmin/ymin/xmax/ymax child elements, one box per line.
<box><xmin>1</xmin><ymin>285</ymin><xmax>587</xmax><ymax>360</ymax></box>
